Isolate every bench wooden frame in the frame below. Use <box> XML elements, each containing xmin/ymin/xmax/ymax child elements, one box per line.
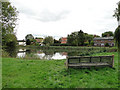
<box><xmin>65</xmin><ymin>55</ymin><xmax>114</xmax><ymax>69</ymax></box>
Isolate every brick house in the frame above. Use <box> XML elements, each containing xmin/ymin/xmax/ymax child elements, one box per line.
<box><xmin>35</xmin><ymin>38</ymin><xmax>44</xmax><ymax>45</ymax></box>
<box><xmin>93</xmin><ymin>37</ymin><xmax>114</xmax><ymax>47</ymax></box>
<box><xmin>60</xmin><ymin>37</ymin><xmax>67</xmax><ymax>44</ymax></box>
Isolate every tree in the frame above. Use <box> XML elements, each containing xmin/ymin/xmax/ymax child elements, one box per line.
<box><xmin>78</xmin><ymin>30</ymin><xmax>85</xmax><ymax>46</ymax></box>
<box><xmin>25</xmin><ymin>34</ymin><xmax>34</xmax><ymax>45</ymax></box>
<box><xmin>25</xmin><ymin>34</ymin><xmax>34</xmax><ymax>41</ymax></box>
<box><xmin>67</xmin><ymin>32</ymin><xmax>78</xmax><ymax>46</ymax></box>
<box><xmin>114</xmin><ymin>26</ymin><xmax>120</xmax><ymax>48</ymax></box>
<box><xmin>105</xmin><ymin>43</ymin><xmax>109</xmax><ymax>47</ymax></box>
<box><xmin>26</xmin><ymin>39</ymin><xmax>31</xmax><ymax>45</ymax></box>
<box><xmin>43</xmin><ymin>36</ymin><xmax>54</xmax><ymax>46</ymax></box>
<box><xmin>113</xmin><ymin>2</ymin><xmax>120</xmax><ymax>50</ymax></box>
<box><xmin>113</xmin><ymin>1</ymin><xmax>120</xmax><ymax>21</ymax></box>
<box><xmin>54</xmin><ymin>39</ymin><xmax>60</xmax><ymax>44</ymax></box>
<box><xmin>4</xmin><ymin>34</ymin><xmax>17</xmax><ymax>48</ymax></box>
<box><xmin>102</xmin><ymin>31</ymin><xmax>114</xmax><ymax>37</ymax></box>
<box><xmin>85</xmin><ymin>34</ymin><xmax>94</xmax><ymax>45</ymax></box>
<box><xmin>67</xmin><ymin>30</ymin><xmax>94</xmax><ymax>46</ymax></box>
<box><xmin>1</xmin><ymin>2</ymin><xmax>18</xmax><ymax>47</ymax></box>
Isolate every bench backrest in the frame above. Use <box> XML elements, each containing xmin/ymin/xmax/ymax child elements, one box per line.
<box><xmin>67</xmin><ymin>55</ymin><xmax>114</xmax><ymax>68</ymax></box>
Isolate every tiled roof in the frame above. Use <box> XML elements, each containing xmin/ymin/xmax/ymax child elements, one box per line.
<box><xmin>93</xmin><ymin>37</ymin><xmax>114</xmax><ymax>40</ymax></box>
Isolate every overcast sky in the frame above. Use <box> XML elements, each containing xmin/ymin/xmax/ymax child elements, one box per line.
<box><xmin>10</xmin><ymin>0</ymin><xmax>119</xmax><ymax>40</ymax></box>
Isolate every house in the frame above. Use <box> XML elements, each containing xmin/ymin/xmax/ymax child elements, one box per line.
<box><xmin>60</xmin><ymin>37</ymin><xmax>67</xmax><ymax>44</ymax></box>
<box><xmin>35</xmin><ymin>37</ymin><xmax>44</xmax><ymax>46</ymax></box>
<box><xmin>17</xmin><ymin>40</ymin><xmax>26</xmax><ymax>46</ymax></box>
<box><xmin>93</xmin><ymin>37</ymin><xmax>114</xmax><ymax>47</ymax></box>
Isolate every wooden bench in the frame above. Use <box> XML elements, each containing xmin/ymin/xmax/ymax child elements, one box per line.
<box><xmin>65</xmin><ymin>55</ymin><xmax>114</xmax><ymax>69</ymax></box>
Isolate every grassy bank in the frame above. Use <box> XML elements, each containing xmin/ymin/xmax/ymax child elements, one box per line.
<box><xmin>19</xmin><ymin>45</ymin><xmax>117</xmax><ymax>51</ymax></box>
<box><xmin>2</xmin><ymin>52</ymin><xmax>118</xmax><ymax>88</ymax></box>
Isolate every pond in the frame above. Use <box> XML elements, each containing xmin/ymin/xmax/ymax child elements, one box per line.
<box><xmin>4</xmin><ymin>47</ymin><xmax>107</xmax><ymax>60</ymax></box>
<box><xmin>17</xmin><ymin>49</ymin><xmax>67</xmax><ymax>60</ymax></box>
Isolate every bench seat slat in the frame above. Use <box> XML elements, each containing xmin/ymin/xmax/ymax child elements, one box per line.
<box><xmin>68</xmin><ymin>63</ymin><xmax>109</xmax><ymax>67</ymax></box>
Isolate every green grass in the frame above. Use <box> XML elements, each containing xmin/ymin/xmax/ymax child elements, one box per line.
<box><xmin>2</xmin><ymin>52</ymin><xmax>118</xmax><ymax>88</ymax></box>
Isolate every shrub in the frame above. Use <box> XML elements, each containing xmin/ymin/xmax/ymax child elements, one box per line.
<box><xmin>105</xmin><ymin>43</ymin><xmax>109</xmax><ymax>47</ymax></box>
<box><xmin>3</xmin><ymin>34</ymin><xmax>17</xmax><ymax>48</ymax></box>
<box><xmin>84</xmin><ymin>42</ymin><xmax>89</xmax><ymax>46</ymax></box>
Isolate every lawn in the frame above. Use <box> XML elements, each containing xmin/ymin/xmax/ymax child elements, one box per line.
<box><xmin>2</xmin><ymin>52</ymin><xmax>118</xmax><ymax>88</ymax></box>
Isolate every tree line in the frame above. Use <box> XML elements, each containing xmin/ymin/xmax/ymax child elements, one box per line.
<box><xmin>25</xmin><ymin>30</ymin><xmax>114</xmax><ymax>46</ymax></box>
<box><xmin>1</xmin><ymin>1</ymin><xmax>120</xmax><ymax>49</ymax></box>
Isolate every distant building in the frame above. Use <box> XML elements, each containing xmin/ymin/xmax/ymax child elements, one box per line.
<box><xmin>93</xmin><ymin>37</ymin><xmax>114</xmax><ymax>47</ymax></box>
<box><xmin>35</xmin><ymin>37</ymin><xmax>44</xmax><ymax>46</ymax></box>
<box><xmin>18</xmin><ymin>40</ymin><xmax>26</xmax><ymax>46</ymax></box>
<box><xmin>60</xmin><ymin>37</ymin><xmax>67</xmax><ymax>44</ymax></box>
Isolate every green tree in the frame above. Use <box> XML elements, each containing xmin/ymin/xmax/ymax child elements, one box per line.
<box><xmin>102</xmin><ymin>31</ymin><xmax>114</xmax><ymax>37</ymax></box>
<box><xmin>26</xmin><ymin>39</ymin><xmax>31</xmax><ymax>45</ymax></box>
<box><xmin>25</xmin><ymin>34</ymin><xmax>34</xmax><ymax>45</ymax></box>
<box><xmin>113</xmin><ymin>2</ymin><xmax>120</xmax><ymax>50</ymax></box>
<box><xmin>84</xmin><ymin>33</ymin><xmax>94</xmax><ymax>45</ymax></box>
<box><xmin>114</xmin><ymin>26</ymin><xmax>120</xmax><ymax>48</ymax></box>
<box><xmin>25</xmin><ymin>34</ymin><xmax>34</xmax><ymax>40</ymax></box>
<box><xmin>1</xmin><ymin>2</ymin><xmax>18</xmax><ymax>47</ymax></box>
<box><xmin>67</xmin><ymin>32</ymin><xmax>78</xmax><ymax>46</ymax></box>
<box><xmin>4</xmin><ymin>34</ymin><xmax>17</xmax><ymax>48</ymax></box>
<box><xmin>78</xmin><ymin>30</ymin><xmax>85</xmax><ymax>46</ymax></box>
<box><xmin>113</xmin><ymin>1</ymin><xmax>120</xmax><ymax>21</ymax></box>
<box><xmin>43</xmin><ymin>36</ymin><xmax>54</xmax><ymax>46</ymax></box>
<box><xmin>54</xmin><ymin>39</ymin><xmax>60</xmax><ymax>44</ymax></box>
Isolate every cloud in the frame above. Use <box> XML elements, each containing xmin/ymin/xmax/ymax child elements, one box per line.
<box><xmin>18</xmin><ymin>8</ymin><xmax>70</xmax><ymax>22</ymax></box>
<box><xmin>33</xmin><ymin>9</ymin><xmax>70</xmax><ymax>22</ymax></box>
<box><xmin>10</xmin><ymin>0</ymin><xmax>70</xmax><ymax>22</ymax></box>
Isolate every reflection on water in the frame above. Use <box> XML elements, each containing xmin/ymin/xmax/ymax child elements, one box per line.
<box><xmin>4</xmin><ymin>47</ymin><xmax>108</xmax><ymax>60</ymax></box>
<box><xmin>17</xmin><ymin>49</ymin><xmax>68</xmax><ymax>60</ymax></box>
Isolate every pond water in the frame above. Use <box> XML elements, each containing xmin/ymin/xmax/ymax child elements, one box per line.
<box><xmin>17</xmin><ymin>49</ymin><xmax>67</xmax><ymax>60</ymax></box>
<box><xmin>4</xmin><ymin>47</ymin><xmax>107</xmax><ymax>60</ymax></box>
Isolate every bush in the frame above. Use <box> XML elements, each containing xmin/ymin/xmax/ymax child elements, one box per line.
<box><xmin>3</xmin><ymin>34</ymin><xmax>17</xmax><ymax>48</ymax></box>
<box><xmin>90</xmin><ymin>41</ymin><xmax>94</xmax><ymax>46</ymax></box>
<box><xmin>26</xmin><ymin>39</ymin><xmax>31</xmax><ymax>45</ymax></box>
<box><xmin>105</xmin><ymin>43</ymin><xmax>109</xmax><ymax>47</ymax></box>
<box><xmin>52</xmin><ymin>43</ymin><xmax>61</xmax><ymax>46</ymax></box>
<box><xmin>60</xmin><ymin>43</ymin><xmax>69</xmax><ymax>46</ymax></box>
<box><xmin>84</xmin><ymin>42</ymin><xmax>89</xmax><ymax>46</ymax></box>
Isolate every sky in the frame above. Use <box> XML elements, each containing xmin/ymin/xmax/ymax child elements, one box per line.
<box><xmin>10</xmin><ymin>0</ymin><xmax>119</xmax><ymax>40</ymax></box>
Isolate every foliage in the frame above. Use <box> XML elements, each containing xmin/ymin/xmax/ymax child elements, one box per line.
<box><xmin>25</xmin><ymin>34</ymin><xmax>34</xmax><ymax>45</ymax></box>
<box><xmin>54</xmin><ymin>39</ymin><xmax>60</xmax><ymax>44</ymax></box>
<box><xmin>43</xmin><ymin>36</ymin><xmax>54</xmax><ymax>46</ymax></box>
<box><xmin>26</xmin><ymin>39</ymin><xmax>31</xmax><ymax>45</ymax></box>
<box><xmin>94</xmin><ymin>35</ymin><xmax>100</xmax><ymax>37</ymax></box>
<box><xmin>1</xmin><ymin>2</ymin><xmax>18</xmax><ymax>47</ymax></box>
<box><xmin>102</xmin><ymin>31</ymin><xmax>114</xmax><ymax>37</ymax></box>
<box><xmin>78</xmin><ymin>30</ymin><xmax>86</xmax><ymax>46</ymax></box>
<box><xmin>85</xmin><ymin>34</ymin><xmax>94</xmax><ymax>45</ymax></box>
<box><xmin>114</xmin><ymin>25</ymin><xmax>120</xmax><ymax>48</ymax></box>
<box><xmin>67</xmin><ymin>32</ymin><xmax>78</xmax><ymax>46</ymax></box>
<box><xmin>90</xmin><ymin>41</ymin><xmax>94</xmax><ymax>46</ymax></box>
<box><xmin>113</xmin><ymin>1</ymin><xmax>120</xmax><ymax>21</ymax></box>
<box><xmin>105</xmin><ymin>43</ymin><xmax>109</xmax><ymax>47</ymax></box>
<box><xmin>3</xmin><ymin>34</ymin><xmax>17</xmax><ymax>48</ymax></box>
<box><xmin>67</xmin><ymin>30</ymin><xmax>93</xmax><ymax>46</ymax></box>
<box><xmin>84</xmin><ymin>42</ymin><xmax>89</xmax><ymax>46</ymax></box>
<box><xmin>25</xmin><ymin>34</ymin><xmax>34</xmax><ymax>41</ymax></box>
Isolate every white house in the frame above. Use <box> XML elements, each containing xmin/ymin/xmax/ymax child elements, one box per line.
<box><xmin>18</xmin><ymin>40</ymin><xmax>26</xmax><ymax>46</ymax></box>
